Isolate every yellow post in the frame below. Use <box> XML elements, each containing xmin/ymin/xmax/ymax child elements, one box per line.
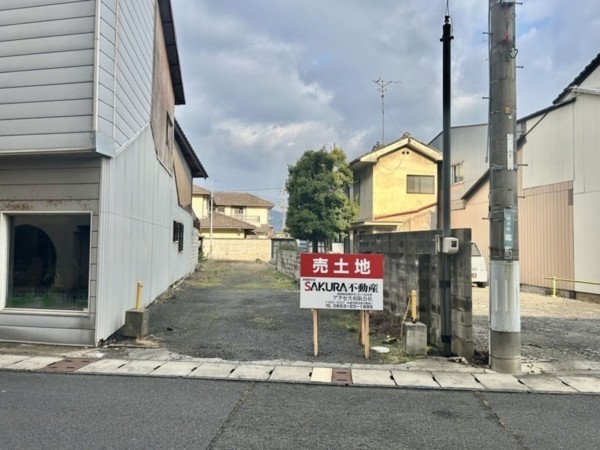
<box><xmin>135</xmin><ymin>281</ymin><xmax>143</xmax><ymax>311</ymax></box>
<box><xmin>411</xmin><ymin>289</ymin><xmax>417</xmax><ymax>323</ymax></box>
<box><xmin>552</xmin><ymin>276</ymin><xmax>557</xmax><ymax>298</ymax></box>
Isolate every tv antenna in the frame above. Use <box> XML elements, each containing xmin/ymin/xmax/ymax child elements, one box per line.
<box><xmin>373</xmin><ymin>77</ymin><xmax>400</xmax><ymax>145</ymax></box>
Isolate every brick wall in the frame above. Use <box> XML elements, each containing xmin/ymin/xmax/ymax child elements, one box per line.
<box><xmin>275</xmin><ymin>249</ymin><xmax>300</xmax><ymax>280</ymax></box>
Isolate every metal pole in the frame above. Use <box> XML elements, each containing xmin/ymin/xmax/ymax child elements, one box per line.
<box><xmin>488</xmin><ymin>0</ymin><xmax>521</xmax><ymax>373</ymax></box>
<box><xmin>439</xmin><ymin>15</ymin><xmax>453</xmax><ymax>356</ymax></box>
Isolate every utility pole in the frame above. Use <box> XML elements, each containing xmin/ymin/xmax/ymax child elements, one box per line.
<box><xmin>488</xmin><ymin>0</ymin><xmax>521</xmax><ymax>373</ymax></box>
<box><xmin>373</xmin><ymin>78</ymin><xmax>400</xmax><ymax>146</ymax></box>
<box><xmin>439</xmin><ymin>14</ymin><xmax>453</xmax><ymax>357</ymax></box>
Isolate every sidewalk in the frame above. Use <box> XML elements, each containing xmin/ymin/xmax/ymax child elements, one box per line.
<box><xmin>1</xmin><ymin>344</ymin><xmax>599</xmax><ymax>395</ymax></box>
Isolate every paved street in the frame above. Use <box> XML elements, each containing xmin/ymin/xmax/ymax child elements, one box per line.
<box><xmin>1</xmin><ymin>371</ymin><xmax>599</xmax><ymax>449</ymax></box>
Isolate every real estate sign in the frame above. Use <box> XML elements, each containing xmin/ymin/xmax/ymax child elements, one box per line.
<box><xmin>300</xmin><ymin>253</ymin><xmax>384</xmax><ymax>310</ymax></box>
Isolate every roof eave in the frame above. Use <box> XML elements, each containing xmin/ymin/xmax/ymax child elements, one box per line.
<box><xmin>158</xmin><ymin>0</ymin><xmax>185</xmax><ymax>105</ymax></box>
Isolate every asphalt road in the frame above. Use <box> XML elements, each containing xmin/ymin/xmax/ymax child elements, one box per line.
<box><xmin>2</xmin><ymin>371</ymin><xmax>599</xmax><ymax>449</ymax></box>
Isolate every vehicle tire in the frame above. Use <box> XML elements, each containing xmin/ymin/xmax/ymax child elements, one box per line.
<box><xmin>476</xmin><ymin>282</ymin><xmax>488</xmax><ymax>288</ymax></box>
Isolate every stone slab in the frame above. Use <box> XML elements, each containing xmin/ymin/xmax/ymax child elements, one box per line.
<box><xmin>188</xmin><ymin>363</ymin><xmax>238</xmax><ymax>379</ymax></box>
<box><xmin>474</xmin><ymin>373</ymin><xmax>530</xmax><ymax>391</ymax></box>
<box><xmin>76</xmin><ymin>359</ymin><xmax>129</xmax><ymax>374</ymax></box>
<box><xmin>269</xmin><ymin>366</ymin><xmax>312</xmax><ymax>383</ymax></box>
<box><xmin>112</xmin><ymin>360</ymin><xmax>163</xmax><ymax>375</ymax></box>
<box><xmin>391</xmin><ymin>370</ymin><xmax>441</xmax><ymax>389</ymax></box>
<box><xmin>351</xmin><ymin>369</ymin><xmax>395</xmax><ymax>386</ymax></box>
<box><xmin>150</xmin><ymin>361</ymin><xmax>199</xmax><ymax>377</ymax></box>
<box><xmin>518</xmin><ymin>376</ymin><xmax>577</xmax><ymax>393</ymax></box>
<box><xmin>229</xmin><ymin>364</ymin><xmax>274</xmax><ymax>381</ymax></box>
<box><xmin>558</xmin><ymin>376</ymin><xmax>600</xmax><ymax>393</ymax></box>
<box><xmin>310</xmin><ymin>367</ymin><xmax>332</xmax><ymax>383</ymax></box>
<box><xmin>0</xmin><ymin>354</ymin><xmax>29</xmax><ymax>368</ymax></box>
<box><xmin>4</xmin><ymin>356</ymin><xmax>63</xmax><ymax>371</ymax></box>
<box><xmin>432</xmin><ymin>372</ymin><xmax>482</xmax><ymax>390</ymax></box>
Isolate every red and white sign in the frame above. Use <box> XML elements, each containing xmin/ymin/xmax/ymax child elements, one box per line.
<box><xmin>300</xmin><ymin>253</ymin><xmax>384</xmax><ymax>310</ymax></box>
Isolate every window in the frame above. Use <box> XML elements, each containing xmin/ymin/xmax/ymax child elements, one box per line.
<box><xmin>452</xmin><ymin>162</ymin><xmax>464</xmax><ymax>184</ymax></box>
<box><xmin>4</xmin><ymin>214</ymin><xmax>90</xmax><ymax>311</ymax></box>
<box><xmin>172</xmin><ymin>221</ymin><xmax>184</xmax><ymax>252</ymax></box>
<box><xmin>166</xmin><ymin>113</ymin><xmax>174</xmax><ymax>152</ymax></box>
<box><xmin>215</xmin><ymin>206</ymin><xmax>225</xmax><ymax>213</ymax></box>
<box><xmin>233</xmin><ymin>207</ymin><xmax>244</xmax><ymax>215</ymax></box>
<box><xmin>407</xmin><ymin>175</ymin><xmax>435</xmax><ymax>194</ymax></box>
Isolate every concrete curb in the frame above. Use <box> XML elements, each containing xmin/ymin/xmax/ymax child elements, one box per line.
<box><xmin>1</xmin><ymin>352</ymin><xmax>599</xmax><ymax>395</ymax></box>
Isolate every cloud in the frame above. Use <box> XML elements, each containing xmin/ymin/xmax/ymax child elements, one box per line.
<box><xmin>172</xmin><ymin>0</ymin><xmax>600</xmax><ymax>197</ymax></box>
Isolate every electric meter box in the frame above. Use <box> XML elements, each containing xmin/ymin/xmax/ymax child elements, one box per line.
<box><xmin>436</xmin><ymin>236</ymin><xmax>459</xmax><ymax>254</ymax></box>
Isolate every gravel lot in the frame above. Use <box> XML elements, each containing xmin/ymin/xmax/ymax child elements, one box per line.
<box><xmin>144</xmin><ymin>261</ymin><xmax>600</xmax><ymax>372</ymax></box>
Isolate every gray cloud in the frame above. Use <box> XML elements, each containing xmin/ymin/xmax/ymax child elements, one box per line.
<box><xmin>172</xmin><ymin>0</ymin><xmax>600</xmax><ymax>197</ymax></box>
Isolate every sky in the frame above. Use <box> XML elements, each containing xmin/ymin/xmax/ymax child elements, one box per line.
<box><xmin>171</xmin><ymin>0</ymin><xmax>600</xmax><ymax>209</ymax></box>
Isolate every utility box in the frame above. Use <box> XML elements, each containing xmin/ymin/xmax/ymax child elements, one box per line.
<box><xmin>436</xmin><ymin>236</ymin><xmax>459</xmax><ymax>254</ymax></box>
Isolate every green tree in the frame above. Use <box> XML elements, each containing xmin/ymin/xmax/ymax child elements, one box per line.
<box><xmin>285</xmin><ymin>146</ymin><xmax>356</xmax><ymax>252</ymax></box>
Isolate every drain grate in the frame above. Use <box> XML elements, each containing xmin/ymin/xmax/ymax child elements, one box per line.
<box><xmin>42</xmin><ymin>358</ymin><xmax>98</xmax><ymax>373</ymax></box>
<box><xmin>331</xmin><ymin>368</ymin><xmax>353</xmax><ymax>385</ymax></box>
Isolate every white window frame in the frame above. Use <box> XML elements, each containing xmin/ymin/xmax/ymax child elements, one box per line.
<box><xmin>0</xmin><ymin>211</ymin><xmax>93</xmax><ymax>314</ymax></box>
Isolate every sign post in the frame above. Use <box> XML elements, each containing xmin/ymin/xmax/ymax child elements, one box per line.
<box><xmin>300</xmin><ymin>253</ymin><xmax>384</xmax><ymax>358</ymax></box>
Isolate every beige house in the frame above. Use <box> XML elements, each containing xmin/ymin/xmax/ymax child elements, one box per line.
<box><xmin>434</xmin><ymin>53</ymin><xmax>600</xmax><ymax>300</ymax></box>
<box><xmin>191</xmin><ymin>187</ymin><xmax>274</xmax><ymax>260</ymax></box>
<box><xmin>349</xmin><ymin>132</ymin><xmax>442</xmax><ymax>242</ymax></box>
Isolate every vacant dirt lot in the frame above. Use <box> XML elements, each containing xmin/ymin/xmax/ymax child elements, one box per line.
<box><xmin>141</xmin><ymin>262</ymin><xmax>600</xmax><ymax>372</ymax></box>
<box><xmin>472</xmin><ymin>287</ymin><xmax>600</xmax><ymax>372</ymax></box>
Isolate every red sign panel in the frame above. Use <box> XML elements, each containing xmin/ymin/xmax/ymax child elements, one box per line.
<box><xmin>300</xmin><ymin>253</ymin><xmax>384</xmax><ymax>310</ymax></box>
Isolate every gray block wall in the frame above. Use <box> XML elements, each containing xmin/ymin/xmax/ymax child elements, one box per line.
<box><xmin>356</xmin><ymin>229</ymin><xmax>473</xmax><ymax>358</ymax></box>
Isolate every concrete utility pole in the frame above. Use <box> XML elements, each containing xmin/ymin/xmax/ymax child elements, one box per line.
<box><xmin>439</xmin><ymin>15</ymin><xmax>453</xmax><ymax>356</ymax></box>
<box><xmin>373</xmin><ymin>78</ymin><xmax>400</xmax><ymax>146</ymax></box>
<box><xmin>488</xmin><ymin>0</ymin><xmax>521</xmax><ymax>373</ymax></box>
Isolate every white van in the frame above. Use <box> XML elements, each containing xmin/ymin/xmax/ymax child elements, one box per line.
<box><xmin>471</xmin><ymin>242</ymin><xmax>488</xmax><ymax>288</ymax></box>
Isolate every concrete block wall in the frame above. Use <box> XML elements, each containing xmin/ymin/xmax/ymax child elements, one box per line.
<box><xmin>208</xmin><ymin>239</ymin><xmax>272</xmax><ymax>262</ymax></box>
<box><xmin>356</xmin><ymin>229</ymin><xmax>473</xmax><ymax>358</ymax></box>
<box><xmin>276</xmin><ymin>249</ymin><xmax>300</xmax><ymax>280</ymax></box>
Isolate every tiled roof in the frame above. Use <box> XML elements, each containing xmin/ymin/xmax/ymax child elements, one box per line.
<box><xmin>200</xmin><ymin>212</ymin><xmax>255</xmax><ymax>230</ymax></box>
<box><xmin>193</xmin><ymin>184</ymin><xmax>211</xmax><ymax>195</ymax></box>
<box><xmin>213</xmin><ymin>192</ymin><xmax>274</xmax><ymax>208</ymax></box>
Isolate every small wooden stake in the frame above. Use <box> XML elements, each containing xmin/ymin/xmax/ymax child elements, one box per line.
<box><xmin>312</xmin><ymin>309</ymin><xmax>319</xmax><ymax>356</ymax></box>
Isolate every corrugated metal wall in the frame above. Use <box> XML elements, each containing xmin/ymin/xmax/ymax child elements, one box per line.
<box><xmin>96</xmin><ymin>0</ymin><xmax>154</xmax><ymax>156</ymax></box>
<box><xmin>0</xmin><ymin>0</ymin><xmax>96</xmax><ymax>153</ymax></box>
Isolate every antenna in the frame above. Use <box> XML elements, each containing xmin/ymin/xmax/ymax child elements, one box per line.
<box><xmin>373</xmin><ymin>77</ymin><xmax>400</xmax><ymax>145</ymax></box>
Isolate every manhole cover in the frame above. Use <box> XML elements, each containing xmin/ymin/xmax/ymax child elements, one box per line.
<box><xmin>42</xmin><ymin>358</ymin><xmax>98</xmax><ymax>373</ymax></box>
<box><xmin>331</xmin><ymin>368</ymin><xmax>353</xmax><ymax>385</ymax></box>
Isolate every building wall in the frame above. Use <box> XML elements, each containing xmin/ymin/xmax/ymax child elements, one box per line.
<box><xmin>429</xmin><ymin>124</ymin><xmax>488</xmax><ymax>200</ymax></box>
<box><xmin>372</xmin><ymin>150</ymin><xmax>437</xmax><ymax>219</ymax></box>
<box><xmin>96</xmin><ymin>125</ymin><xmax>193</xmax><ymax>342</ymax></box>
<box><xmin>96</xmin><ymin>0</ymin><xmax>155</xmax><ymax>156</ymax></box>
<box><xmin>204</xmin><ymin>229</ymin><xmax>246</xmax><ymax>239</ymax></box>
<box><xmin>172</xmin><ymin>139</ymin><xmax>193</xmax><ymax>209</ymax></box>
<box><xmin>354</xmin><ymin>167</ymin><xmax>373</xmax><ymax>221</ymax></box>
<box><xmin>522</xmin><ymin>102</ymin><xmax>575</xmax><ymax>189</ymax></box>
<box><xmin>573</xmin><ymin>90</ymin><xmax>600</xmax><ymax>296</ymax></box>
<box><xmin>0</xmin><ymin>0</ymin><xmax>96</xmax><ymax>153</ymax></box>
<box><xmin>0</xmin><ymin>155</ymin><xmax>101</xmax><ymax>344</ymax></box>
<box><xmin>192</xmin><ymin>194</ymin><xmax>210</xmax><ymax>219</ymax></box>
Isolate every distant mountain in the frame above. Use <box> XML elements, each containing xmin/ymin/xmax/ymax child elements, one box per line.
<box><xmin>269</xmin><ymin>209</ymin><xmax>284</xmax><ymax>233</ymax></box>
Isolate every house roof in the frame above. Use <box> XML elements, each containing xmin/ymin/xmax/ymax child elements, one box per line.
<box><xmin>192</xmin><ymin>184</ymin><xmax>211</xmax><ymax>195</ymax></box>
<box><xmin>158</xmin><ymin>0</ymin><xmax>185</xmax><ymax>105</ymax></box>
<box><xmin>350</xmin><ymin>132</ymin><xmax>442</xmax><ymax>171</ymax></box>
<box><xmin>213</xmin><ymin>192</ymin><xmax>274</xmax><ymax>209</ymax></box>
<box><xmin>553</xmin><ymin>53</ymin><xmax>600</xmax><ymax>105</ymax></box>
<box><xmin>174</xmin><ymin>120</ymin><xmax>208</xmax><ymax>178</ymax></box>
<box><xmin>200</xmin><ymin>212</ymin><xmax>255</xmax><ymax>230</ymax></box>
